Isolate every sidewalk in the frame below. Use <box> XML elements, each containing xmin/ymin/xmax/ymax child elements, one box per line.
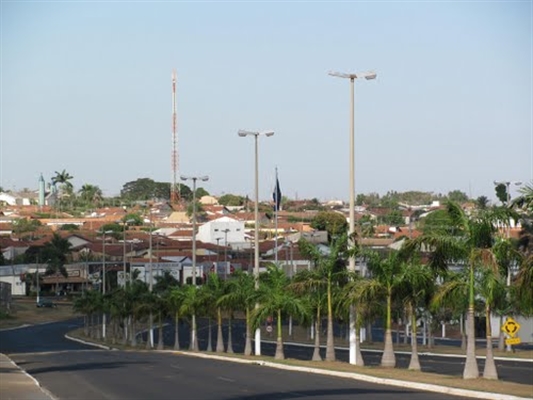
<box><xmin>0</xmin><ymin>353</ymin><xmax>55</xmax><ymax>400</ymax></box>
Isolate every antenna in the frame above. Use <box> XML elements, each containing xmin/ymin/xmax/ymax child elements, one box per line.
<box><xmin>170</xmin><ymin>69</ymin><xmax>179</xmax><ymax>204</ymax></box>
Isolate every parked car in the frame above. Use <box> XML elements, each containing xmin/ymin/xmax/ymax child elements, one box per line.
<box><xmin>37</xmin><ymin>299</ymin><xmax>57</xmax><ymax>308</ymax></box>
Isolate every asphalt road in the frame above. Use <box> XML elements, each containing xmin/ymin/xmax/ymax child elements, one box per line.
<box><xmin>145</xmin><ymin>319</ymin><xmax>533</xmax><ymax>386</ymax></box>
<box><xmin>0</xmin><ymin>318</ymin><xmax>531</xmax><ymax>400</ymax></box>
<box><xmin>8</xmin><ymin>350</ymin><xmax>475</xmax><ymax>400</ymax></box>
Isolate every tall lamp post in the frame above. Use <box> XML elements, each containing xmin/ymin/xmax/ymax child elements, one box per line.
<box><xmin>122</xmin><ymin>217</ymin><xmax>135</xmax><ymax>286</ymax></box>
<box><xmin>222</xmin><ymin>228</ymin><xmax>230</xmax><ymax>280</ymax></box>
<box><xmin>238</xmin><ymin>129</ymin><xmax>274</xmax><ymax>356</ymax></box>
<box><xmin>100</xmin><ymin>230</ymin><xmax>113</xmax><ymax>340</ymax></box>
<box><xmin>181</xmin><ymin>175</ymin><xmax>209</xmax><ymax>286</ymax></box>
<box><xmin>329</xmin><ymin>70</ymin><xmax>376</xmax><ymax>365</ymax></box>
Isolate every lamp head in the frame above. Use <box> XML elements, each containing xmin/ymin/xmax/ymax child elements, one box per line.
<box><xmin>199</xmin><ymin>176</ymin><xmax>209</xmax><ymax>182</ymax></box>
<box><xmin>264</xmin><ymin>131</ymin><xmax>275</xmax><ymax>137</ymax></box>
<box><xmin>238</xmin><ymin>130</ymin><xmax>249</xmax><ymax>137</ymax></box>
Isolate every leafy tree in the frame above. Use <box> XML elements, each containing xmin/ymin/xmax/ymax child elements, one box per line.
<box><xmin>310</xmin><ymin>211</ymin><xmax>348</xmax><ymax>241</ymax></box>
<box><xmin>42</xmin><ymin>233</ymin><xmax>72</xmax><ymax>293</ymax></box>
<box><xmin>60</xmin><ymin>224</ymin><xmax>79</xmax><ymax>231</ymax></box>
<box><xmin>218</xmin><ymin>194</ymin><xmax>246</xmax><ymax>207</ymax></box>
<box><xmin>12</xmin><ymin>218</ymin><xmax>41</xmax><ymax>238</ymax></box>
<box><xmin>195</xmin><ymin>187</ymin><xmax>210</xmax><ymax>198</ymax></box>
<box><xmin>121</xmin><ymin>178</ymin><xmax>191</xmax><ymax>201</ymax></box>
<box><xmin>356</xmin><ymin>192</ymin><xmax>380</xmax><ymax>207</ymax></box>
<box><xmin>495</xmin><ymin>183</ymin><xmax>508</xmax><ymax>205</ymax></box>
<box><xmin>186</xmin><ymin>201</ymin><xmax>207</xmax><ymax>220</ymax></box>
<box><xmin>78</xmin><ymin>184</ymin><xmax>103</xmax><ymax>206</ymax></box>
<box><xmin>447</xmin><ymin>190</ymin><xmax>469</xmax><ymax>204</ymax></box>
<box><xmin>380</xmin><ymin>210</ymin><xmax>404</xmax><ymax>226</ymax></box>
<box><xmin>476</xmin><ymin>196</ymin><xmax>489</xmax><ymax>210</ymax></box>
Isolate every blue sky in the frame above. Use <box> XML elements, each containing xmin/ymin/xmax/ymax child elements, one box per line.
<box><xmin>1</xmin><ymin>1</ymin><xmax>531</xmax><ymax>203</ymax></box>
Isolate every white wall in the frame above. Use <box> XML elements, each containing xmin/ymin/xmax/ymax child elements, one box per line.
<box><xmin>0</xmin><ymin>276</ymin><xmax>25</xmax><ymax>295</ymax></box>
<box><xmin>196</xmin><ymin>217</ymin><xmax>245</xmax><ymax>245</ymax></box>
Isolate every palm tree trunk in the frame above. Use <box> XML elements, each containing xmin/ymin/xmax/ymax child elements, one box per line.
<box><xmin>274</xmin><ymin>309</ymin><xmax>284</xmax><ymax>360</ymax></box>
<box><xmin>84</xmin><ymin>315</ymin><xmax>89</xmax><ymax>337</ymax></box>
<box><xmin>355</xmin><ymin>310</ymin><xmax>365</xmax><ymax>366</ymax></box>
<box><xmin>131</xmin><ymin>318</ymin><xmax>137</xmax><ymax>347</ymax></box>
<box><xmin>190</xmin><ymin>313</ymin><xmax>199</xmax><ymax>351</ymax></box>
<box><xmin>381</xmin><ymin>292</ymin><xmax>396</xmax><ymax>368</ymax></box>
<box><xmin>483</xmin><ymin>305</ymin><xmax>498</xmax><ymax>380</ymax></box>
<box><xmin>367</xmin><ymin>322</ymin><xmax>373</xmax><ymax>343</ymax></box>
<box><xmin>463</xmin><ymin>265</ymin><xmax>480</xmax><ymax>379</ymax></box>
<box><xmin>174</xmin><ymin>312</ymin><xmax>180</xmax><ymax>350</ymax></box>
<box><xmin>312</xmin><ymin>308</ymin><xmax>322</xmax><ymax>361</ymax></box>
<box><xmin>244</xmin><ymin>307</ymin><xmax>252</xmax><ymax>356</ymax></box>
<box><xmin>460</xmin><ymin>313</ymin><xmax>466</xmax><ymax>350</ymax></box>
<box><xmin>122</xmin><ymin>317</ymin><xmax>128</xmax><ymax>345</ymax></box>
<box><xmin>227</xmin><ymin>314</ymin><xmax>234</xmax><ymax>354</ymax></box>
<box><xmin>497</xmin><ymin>316</ymin><xmax>505</xmax><ymax>351</ymax></box>
<box><xmin>206</xmin><ymin>318</ymin><xmax>213</xmax><ymax>352</ymax></box>
<box><xmin>157</xmin><ymin>312</ymin><xmax>164</xmax><ymax>350</ymax></box>
<box><xmin>325</xmin><ymin>283</ymin><xmax>335</xmax><ymax>362</ymax></box>
<box><xmin>408</xmin><ymin>303</ymin><xmax>421</xmax><ymax>371</ymax></box>
<box><xmin>427</xmin><ymin>315</ymin><xmax>434</xmax><ymax>349</ymax></box>
<box><xmin>216</xmin><ymin>308</ymin><xmax>224</xmax><ymax>352</ymax></box>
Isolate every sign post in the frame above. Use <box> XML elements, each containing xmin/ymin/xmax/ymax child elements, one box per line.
<box><xmin>501</xmin><ymin>317</ymin><xmax>521</xmax><ymax>347</ymax></box>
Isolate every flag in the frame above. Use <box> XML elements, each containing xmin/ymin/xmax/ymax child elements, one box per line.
<box><xmin>273</xmin><ymin>176</ymin><xmax>282</xmax><ymax>212</ymax></box>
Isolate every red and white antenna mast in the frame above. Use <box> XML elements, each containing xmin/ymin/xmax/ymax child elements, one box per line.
<box><xmin>170</xmin><ymin>69</ymin><xmax>179</xmax><ymax>204</ymax></box>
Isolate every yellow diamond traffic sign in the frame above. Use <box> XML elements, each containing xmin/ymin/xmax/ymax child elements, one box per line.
<box><xmin>501</xmin><ymin>317</ymin><xmax>521</xmax><ymax>338</ymax></box>
<box><xmin>505</xmin><ymin>337</ymin><xmax>521</xmax><ymax>346</ymax></box>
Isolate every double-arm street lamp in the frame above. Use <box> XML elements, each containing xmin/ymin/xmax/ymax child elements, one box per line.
<box><xmin>181</xmin><ymin>175</ymin><xmax>209</xmax><ymax>286</ymax></box>
<box><xmin>329</xmin><ymin>70</ymin><xmax>376</xmax><ymax>365</ymax></box>
<box><xmin>238</xmin><ymin>129</ymin><xmax>274</xmax><ymax>356</ymax></box>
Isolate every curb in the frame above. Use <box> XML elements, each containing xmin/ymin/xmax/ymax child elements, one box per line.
<box><xmin>1</xmin><ymin>353</ymin><xmax>58</xmax><ymax>400</ymax></box>
<box><xmin>63</xmin><ymin>334</ymin><xmax>532</xmax><ymax>400</ymax></box>
<box><xmin>276</xmin><ymin>340</ymin><xmax>533</xmax><ymax>364</ymax></box>
<box><xmin>170</xmin><ymin>350</ymin><xmax>532</xmax><ymax>400</ymax></box>
<box><xmin>64</xmin><ymin>334</ymin><xmax>118</xmax><ymax>351</ymax></box>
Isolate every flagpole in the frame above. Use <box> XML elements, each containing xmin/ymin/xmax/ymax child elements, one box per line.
<box><xmin>274</xmin><ymin>167</ymin><xmax>278</xmax><ymax>267</ymax></box>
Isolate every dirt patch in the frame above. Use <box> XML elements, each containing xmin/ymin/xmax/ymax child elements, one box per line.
<box><xmin>0</xmin><ymin>298</ymin><xmax>79</xmax><ymax>330</ymax></box>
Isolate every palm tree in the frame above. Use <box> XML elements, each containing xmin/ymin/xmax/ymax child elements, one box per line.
<box><xmin>513</xmin><ymin>254</ymin><xmax>533</xmax><ymax>316</ymax></box>
<box><xmin>251</xmin><ymin>265</ymin><xmax>308</xmax><ymax>360</ymax></box>
<box><xmin>52</xmin><ymin>169</ymin><xmax>74</xmax><ymax>211</ymax></box>
<box><xmin>204</xmin><ymin>273</ymin><xmax>227</xmax><ymax>353</ymax></box>
<box><xmin>167</xmin><ymin>286</ymin><xmax>184</xmax><ymax>350</ymax></box>
<box><xmin>405</xmin><ymin>201</ymin><xmax>517</xmax><ymax>379</ymax></box>
<box><xmin>396</xmin><ymin>260</ymin><xmax>434</xmax><ymax>371</ymax></box>
<box><xmin>180</xmin><ymin>285</ymin><xmax>202</xmax><ymax>351</ymax></box>
<box><xmin>78</xmin><ymin>184</ymin><xmax>103</xmax><ymax>208</ymax></box>
<box><xmin>347</xmin><ymin>250</ymin><xmax>403</xmax><ymax>368</ymax></box>
<box><xmin>219</xmin><ymin>270</ymin><xmax>257</xmax><ymax>356</ymax></box>
<box><xmin>291</xmin><ymin>269</ymin><xmax>329</xmax><ymax>361</ymax></box>
<box><xmin>297</xmin><ymin>235</ymin><xmax>349</xmax><ymax>362</ymax></box>
<box><xmin>477</xmin><ymin>264</ymin><xmax>506</xmax><ymax>379</ymax></box>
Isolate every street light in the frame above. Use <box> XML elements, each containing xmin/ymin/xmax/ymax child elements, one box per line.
<box><xmin>122</xmin><ymin>217</ymin><xmax>135</xmax><ymax>287</ymax></box>
<box><xmin>238</xmin><ymin>129</ymin><xmax>274</xmax><ymax>356</ymax></box>
<box><xmin>99</xmin><ymin>229</ymin><xmax>113</xmax><ymax>340</ymax></box>
<box><xmin>222</xmin><ymin>228</ymin><xmax>230</xmax><ymax>280</ymax></box>
<box><xmin>329</xmin><ymin>69</ymin><xmax>376</xmax><ymax>366</ymax></box>
<box><xmin>181</xmin><ymin>175</ymin><xmax>209</xmax><ymax>286</ymax></box>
